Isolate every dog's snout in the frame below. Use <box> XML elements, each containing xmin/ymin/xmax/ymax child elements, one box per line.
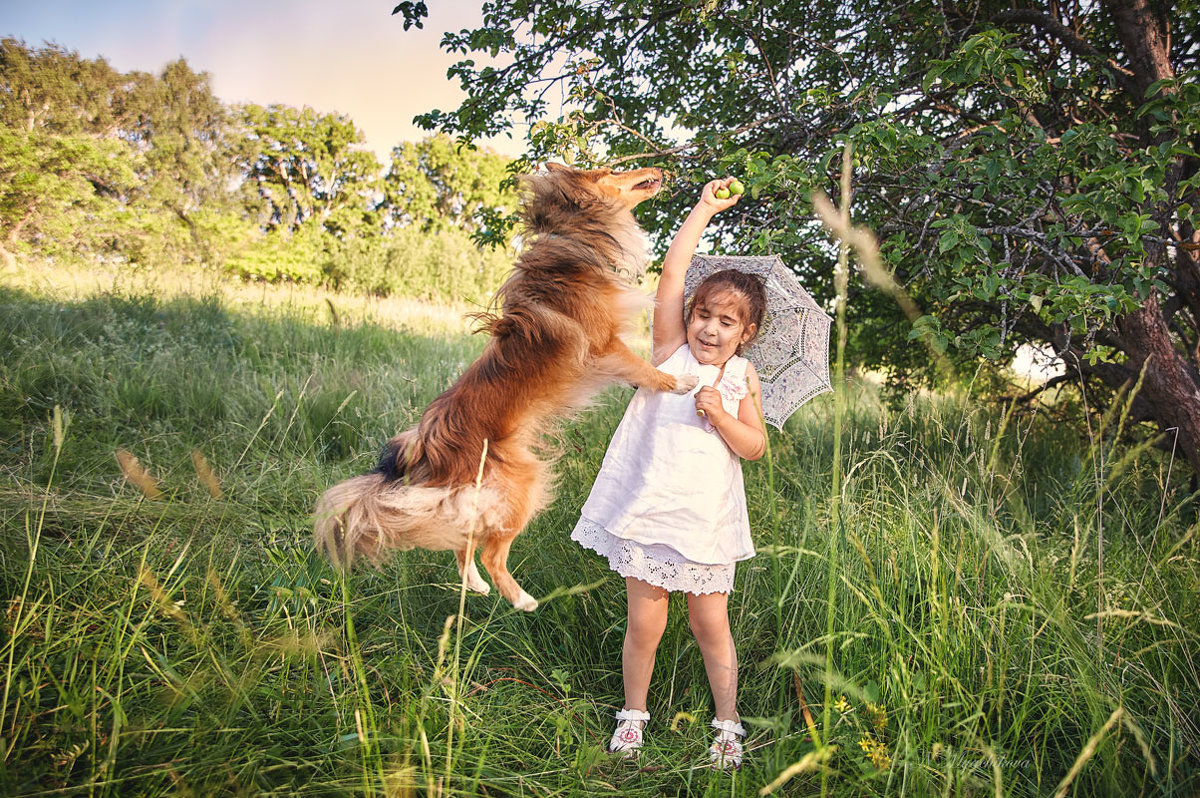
<box><xmin>632</xmin><ymin>168</ymin><xmax>664</xmax><ymax>193</ymax></box>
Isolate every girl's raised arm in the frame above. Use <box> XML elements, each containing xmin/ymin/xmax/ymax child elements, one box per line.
<box><xmin>651</xmin><ymin>179</ymin><xmax>740</xmax><ymax>365</ymax></box>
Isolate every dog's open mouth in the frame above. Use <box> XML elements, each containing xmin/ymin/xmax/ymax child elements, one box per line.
<box><xmin>634</xmin><ymin>177</ymin><xmax>662</xmax><ymax>192</ymax></box>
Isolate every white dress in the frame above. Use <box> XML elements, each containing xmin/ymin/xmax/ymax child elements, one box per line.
<box><xmin>572</xmin><ymin>344</ymin><xmax>755</xmax><ymax>594</ymax></box>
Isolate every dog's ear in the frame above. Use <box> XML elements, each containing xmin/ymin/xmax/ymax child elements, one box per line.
<box><xmin>529</xmin><ymin>165</ymin><xmax>595</xmax><ymax>210</ymax></box>
<box><xmin>522</xmin><ymin>163</ymin><xmax>613</xmax><ymax>229</ymax></box>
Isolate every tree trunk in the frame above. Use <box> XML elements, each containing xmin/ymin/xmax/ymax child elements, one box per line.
<box><xmin>2</xmin><ymin>209</ymin><xmax>34</xmax><ymax>269</ymax></box>
<box><xmin>1102</xmin><ymin>0</ymin><xmax>1173</xmax><ymax>98</ymax></box>
<box><xmin>1115</xmin><ymin>294</ymin><xmax>1200</xmax><ymax>474</ymax></box>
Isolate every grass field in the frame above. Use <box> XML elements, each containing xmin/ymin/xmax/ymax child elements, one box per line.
<box><xmin>1</xmin><ymin>261</ymin><xmax>1197</xmax><ymax>797</ymax></box>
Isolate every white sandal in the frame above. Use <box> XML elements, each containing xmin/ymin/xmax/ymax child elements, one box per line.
<box><xmin>709</xmin><ymin>717</ymin><xmax>746</xmax><ymax>769</ymax></box>
<box><xmin>609</xmin><ymin>708</ymin><xmax>650</xmax><ymax>757</ymax></box>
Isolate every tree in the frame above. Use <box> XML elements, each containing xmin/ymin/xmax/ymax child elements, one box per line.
<box><xmin>0</xmin><ymin>37</ymin><xmax>127</xmax><ymax>136</ymax></box>
<box><xmin>0</xmin><ymin>129</ymin><xmax>134</xmax><ymax>267</ymax></box>
<box><xmin>401</xmin><ymin>0</ymin><xmax>1200</xmax><ymax>472</ymax></box>
<box><xmin>0</xmin><ymin>39</ymin><xmax>135</xmax><ymax>265</ymax></box>
<box><xmin>383</xmin><ymin>133</ymin><xmax>516</xmax><ymax>234</ymax></box>
<box><xmin>0</xmin><ymin>38</ymin><xmax>518</xmax><ymax>296</ymax></box>
<box><xmin>123</xmin><ymin>60</ymin><xmax>235</xmax><ymax>211</ymax></box>
<box><xmin>116</xmin><ymin>59</ymin><xmax>244</xmax><ymax>266</ymax></box>
<box><xmin>238</xmin><ymin>104</ymin><xmax>382</xmax><ymax>236</ymax></box>
<box><xmin>0</xmin><ymin>41</ymin><xmax>244</xmax><ymax>267</ymax></box>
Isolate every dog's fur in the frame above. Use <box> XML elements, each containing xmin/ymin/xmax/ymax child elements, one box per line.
<box><xmin>313</xmin><ymin>163</ymin><xmax>698</xmax><ymax>611</ymax></box>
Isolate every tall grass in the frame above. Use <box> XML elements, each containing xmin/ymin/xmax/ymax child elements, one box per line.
<box><xmin>1</xmin><ymin>260</ymin><xmax>1197</xmax><ymax>796</ymax></box>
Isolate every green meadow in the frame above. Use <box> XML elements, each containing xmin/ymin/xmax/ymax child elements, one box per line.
<box><xmin>1</xmin><ymin>262</ymin><xmax>1197</xmax><ymax>797</ymax></box>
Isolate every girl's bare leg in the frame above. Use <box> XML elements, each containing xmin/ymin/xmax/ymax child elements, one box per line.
<box><xmin>686</xmin><ymin>590</ymin><xmax>738</xmax><ymax>721</ymax></box>
<box><xmin>622</xmin><ymin>576</ymin><xmax>670</xmax><ymax>711</ymax></box>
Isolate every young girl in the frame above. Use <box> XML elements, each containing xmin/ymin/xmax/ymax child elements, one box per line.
<box><xmin>571</xmin><ymin>178</ymin><xmax>767</xmax><ymax>769</ymax></box>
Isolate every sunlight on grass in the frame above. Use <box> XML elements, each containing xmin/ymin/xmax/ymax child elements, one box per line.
<box><xmin>4</xmin><ymin>258</ymin><xmax>478</xmax><ymax>337</ymax></box>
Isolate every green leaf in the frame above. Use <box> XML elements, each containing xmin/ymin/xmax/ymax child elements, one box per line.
<box><xmin>977</xmin><ymin>273</ymin><xmax>999</xmax><ymax>300</ymax></box>
<box><xmin>938</xmin><ymin>229</ymin><xmax>960</xmax><ymax>253</ymax></box>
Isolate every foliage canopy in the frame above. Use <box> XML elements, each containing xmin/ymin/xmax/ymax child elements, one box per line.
<box><xmin>0</xmin><ymin>38</ymin><xmax>517</xmax><ymax>304</ymax></box>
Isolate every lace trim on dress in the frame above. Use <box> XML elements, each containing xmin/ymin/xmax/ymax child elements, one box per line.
<box><xmin>572</xmin><ymin>517</ymin><xmax>735</xmax><ymax>594</ymax></box>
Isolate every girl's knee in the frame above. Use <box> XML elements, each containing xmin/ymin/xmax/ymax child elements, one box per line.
<box><xmin>627</xmin><ymin>613</ymin><xmax>668</xmax><ymax>648</ymax></box>
<box><xmin>688</xmin><ymin>610</ymin><xmax>731</xmax><ymax>646</ymax></box>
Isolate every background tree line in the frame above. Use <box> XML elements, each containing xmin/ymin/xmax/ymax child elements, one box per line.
<box><xmin>0</xmin><ymin>38</ymin><xmax>517</xmax><ymax>303</ymax></box>
<box><xmin>401</xmin><ymin>0</ymin><xmax>1200</xmax><ymax>476</ymax></box>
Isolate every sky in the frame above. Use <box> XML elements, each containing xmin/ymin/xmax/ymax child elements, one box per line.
<box><xmin>0</xmin><ymin>0</ymin><xmax>526</xmax><ymax>162</ymax></box>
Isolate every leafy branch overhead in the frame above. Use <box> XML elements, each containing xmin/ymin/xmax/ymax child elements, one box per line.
<box><xmin>408</xmin><ymin>0</ymin><xmax>1200</xmax><ymax>473</ymax></box>
<box><xmin>391</xmin><ymin>1</ymin><xmax>429</xmax><ymax>31</ymax></box>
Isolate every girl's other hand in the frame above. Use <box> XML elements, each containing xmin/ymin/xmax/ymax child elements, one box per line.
<box><xmin>694</xmin><ymin>386</ymin><xmax>729</xmax><ymax>424</ymax></box>
<box><xmin>699</xmin><ymin>178</ymin><xmax>741</xmax><ymax>214</ymax></box>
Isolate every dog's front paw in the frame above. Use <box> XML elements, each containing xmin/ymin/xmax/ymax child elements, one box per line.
<box><xmin>670</xmin><ymin>373</ymin><xmax>700</xmax><ymax>394</ymax></box>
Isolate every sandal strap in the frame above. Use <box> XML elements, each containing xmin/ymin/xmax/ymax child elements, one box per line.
<box><xmin>615</xmin><ymin>708</ymin><xmax>650</xmax><ymax>722</ymax></box>
<box><xmin>711</xmin><ymin>717</ymin><xmax>746</xmax><ymax>737</ymax></box>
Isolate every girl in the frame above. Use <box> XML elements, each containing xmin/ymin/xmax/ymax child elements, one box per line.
<box><xmin>571</xmin><ymin>178</ymin><xmax>767</xmax><ymax>769</ymax></box>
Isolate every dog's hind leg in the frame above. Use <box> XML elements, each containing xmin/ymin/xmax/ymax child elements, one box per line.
<box><xmin>480</xmin><ymin>532</ymin><xmax>537</xmax><ymax>611</ymax></box>
<box><xmin>475</xmin><ymin>454</ymin><xmax>550</xmax><ymax>611</ymax></box>
<box><xmin>455</xmin><ymin>547</ymin><xmax>491</xmax><ymax>595</ymax></box>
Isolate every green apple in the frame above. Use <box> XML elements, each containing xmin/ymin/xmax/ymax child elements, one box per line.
<box><xmin>728</xmin><ymin>179</ymin><xmax>745</xmax><ymax>195</ymax></box>
<box><xmin>714</xmin><ymin>187</ymin><xmax>731</xmax><ymax>199</ymax></box>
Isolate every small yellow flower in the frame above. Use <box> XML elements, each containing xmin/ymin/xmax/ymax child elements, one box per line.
<box><xmin>858</xmin><ymin>735</ymin><xmax>891</xmax><ymax>770</ymax></box>
<box><xmin>834</xmin><ymin>695</ymin><xmax>851</xmax><ymax>714</ymax></box>
<box><xmin>866</xmin><ymin>702</ymin><xmax>888</xmax><ymax>732</ymax></box>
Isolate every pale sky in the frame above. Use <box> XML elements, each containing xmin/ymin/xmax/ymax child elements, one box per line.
<box><xmin>0</xmin><ymin>0</ymin><xmax>527</xmax><ymax>162</ymax></box>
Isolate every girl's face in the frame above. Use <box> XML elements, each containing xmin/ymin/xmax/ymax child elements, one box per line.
<box><xmin>687</xmin><ymin>290</ymin><xmax>756</xmax><ymax>367</ymax></box>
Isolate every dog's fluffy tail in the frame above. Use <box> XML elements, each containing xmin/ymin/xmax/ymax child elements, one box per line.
<box><xmin>313</xmin><ymin>471</ymin><xmax>507</xmax><ymax>568</ymax></box>
<box><xmin>313</xmin><ymin>473</ymin><xmax>386</xmax><ymax>568</ymax></box>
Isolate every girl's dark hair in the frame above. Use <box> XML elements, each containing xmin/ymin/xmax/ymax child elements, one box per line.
<box><xmin>686</xmin><ymin>269</ymin><xmax>768</xmax><ymax>354</ymax></box>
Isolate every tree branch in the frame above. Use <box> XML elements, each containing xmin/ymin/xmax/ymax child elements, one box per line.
<box><xmin>991</xmin><ymin>8</ymin><xmax>1140</xmax><ymax>97</ymax></box>
<box><xmin>607</xmin><ymin>112</ymin><xmax>787</xmax><ymax>166</ymax></box>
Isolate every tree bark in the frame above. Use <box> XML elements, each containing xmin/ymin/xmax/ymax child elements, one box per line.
<box><xmin>1113</xmin><ymin>294</ymin><xmax>1200</xmax><ymax>473</ymax></box>
<box><xmin>1101</xmin><ymin>0</ymin><xmax>1173</xmax><ymax>98</ymax></box>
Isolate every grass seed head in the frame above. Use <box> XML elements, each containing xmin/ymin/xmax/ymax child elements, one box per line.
<box><xmin>191</xmin><ymin>449</ymin><xmax>223</xmax><ymax>499</ymax></box>
<box><xmin>116</xmin><ymin>449</ymin><xmax>163</xmax><ymax>500</ymax></box>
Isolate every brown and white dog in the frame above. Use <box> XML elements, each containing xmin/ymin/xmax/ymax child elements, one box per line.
<box><xmin>313</xmin><ymin>163</ymin><xmax>698</xmax><ymax>610</ymax></box>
